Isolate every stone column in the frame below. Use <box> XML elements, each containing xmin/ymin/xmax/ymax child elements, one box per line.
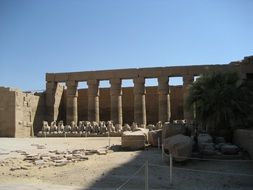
<box><xmin>110</xmin><ymin>78</ymin><xmax>123</xmax><ymax>125</ymax></box>
<box><xmin>158</xmin><ymin>77</ymin><xmax>171</xmax><ymax>122</ymax></box>
<box><xmin>66</xmin><ymin>81</ymin><xmax>78</xmax><ymax>124</ymax></box>
<box><xmin>133</xmin><ymin>77</ymin><xmax>146</xmax><ymax>126</ymax></box>
<box><xmin>87</xmin><ymin>79</ymin><xmax>99</xmax><ymax>122</ymax></box>
<box><xmin>46</xmin><ymin>81</ymin><xmax>58</xmax><ymax>122</ymax></box>
<box><xmin>183</xmin><ymin>75</ymin><xmax>194</xmax><ymax>121</ymax></box>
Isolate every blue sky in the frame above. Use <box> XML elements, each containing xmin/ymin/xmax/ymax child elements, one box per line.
<box><xmin>0</xmin><ymin>0</ymin><xmax>252</xmax><ymax>90</ymax></box>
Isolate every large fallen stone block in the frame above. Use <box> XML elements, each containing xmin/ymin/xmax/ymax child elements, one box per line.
<box><xmin>162</xmin><ymin>123</ymin><xmax>186</xmax><ymax>140</ymax></box>
<box><xmin>200</xmin><ymin>143</ymin><xmax>216</xmax><ymax>155</ymax></box>
<box><xmin>122</xmin><ymin>131</ymin><xmax>146</xmax><ymax>150</ymax></box>
<box><xmin>234</xmin><ymin>129</ymin><xmax>253</xmax><ymax>159</ymax></box>
<box><xmin>148</xmin><ymin>129</ymin><xmax>162</xmax><ymax>147</ymax></box>
<box><xmin>164</xmin><ymin>134</ymin><xmax>192</xmax><ymax>161</ymax></box>
<box><xmin>215</xmin><ymin>137</ymin><xmax>226</xmax><ymax>144</ymax></box>
<box><xmin>221</xmin><ymin>144</ymin><xmax>240</xmax><ymax>155</ymax></box>
<box><xmin>198</xmin><ymin>133</ymin><xmax>213</xmax><ymax>143</ymax></box>
<box><xmin>134</xmin><ymin>128</ymin><xmax>149</xmax><ymax>141</ymax></box>
<box><xmin>198</xmin><ymin>133</ymin><xmax>213</xmax><ymax>150</ymax></box>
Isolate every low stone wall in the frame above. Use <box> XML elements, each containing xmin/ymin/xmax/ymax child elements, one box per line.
<box><xmin>234</xmin><ymin>129</ymin><xmax>253</xmax><ymax>159</ymax></box>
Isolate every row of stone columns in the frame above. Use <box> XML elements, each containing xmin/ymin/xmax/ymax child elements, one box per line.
<box><xmin>87</xmin><ymin>79</ymin><xmax>100</xmax><ymax>122</ymax></box>
<box><xmin>66</xmin><ymin>81</ymin><xmax>78</xmax><ymax>124</ymax></box>
<box><xmin>46</xmin><ymin>75</ymin><xmax>194</xmax><ymax>125</ymax></box>
<box><xmin>110</xmin><ymin>78</ymin><xmax>123</xmax><ymax>125</ymax></box>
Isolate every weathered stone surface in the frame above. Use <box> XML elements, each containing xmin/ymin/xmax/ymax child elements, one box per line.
<box><xmin>122</xmin><ymin>131</ymin><xmax>146</xmax><ymax>150</ymax></box>
<box><xmin>147</xmin><ymin>124</ymin><xmax>156</xmax><ymax>131</ymax></box>
<box><xmin>10</xmin><ymin>167</ymin><xmax>25</xmax><ymax>171</ymax></box>
<box><xmin>198</xmin><ymin>133</ymin><xmax>213</xmax><ymax>150</ymax></box>
<box><xmin>35</xmin><ymin>160</ymin><xmax>44</xmax><ymax>165</ymax></box>
<box><xmin>134</xmin><ymin>128</ymin><xmax>149</xmax><ymax>141</ymax></box>
<box><xmin>234</xmin><ymin>129</ymin><xmax>253</xmax><ymax>158</ymax></box>
<box><xmin>221</xmin><ymin>144</ymin><xmax>240</xmax><ymax>155</ymax></box>
<box><xmin>54</xmin><ymin>159</ymin><xmax>68</xmax><ymax>163</ymax></box>
<box><xmin>201</xmin><ymin>143</ymin><xmax>216</xmax><ymax>155</ymax></box>
<box><xmin>215</xmin><ymin>143</ymin><xmax>226</xmax><ymax>150</ymax></box>
<box><xmin>97</xmin><ymin>149</ymin><xmax>107</xmax><ymax>155</ymax></box>
<box><xmin>1</xmin><ymin>56</ymin><xmax>252</xmax><ymax>137</ymax></box>
<box><xmin>148</xmin><ymin>129</ymin><xmax>162</xmax><ymax>147</ymax></box>
<box><xmin>198</xmin><ymin>133</ymin><xmax>213</xmax><ymax>144</ymax></box>
<box><xmin>0</xmin><ymin>87</ymin><xmax>43</xmax><ymax>137</ymax></box>
<box><xmin>54</xmin><ymin>162</ymin><xmax>67</xmax><ymax>167</ymax></box>
<box><xmin>162</xmin><ymin>123</ymin><xmax>186</xmax><ymax>139</ymax></box>
<box><xmin>215</xmin><ymin>137</ymin><xmax>226</xmax><ymax>144</ymax></box>
<box><xmin>164</xmin><ymin>134</ymin><xmax>192</xmax><ymax>161</ymax></box>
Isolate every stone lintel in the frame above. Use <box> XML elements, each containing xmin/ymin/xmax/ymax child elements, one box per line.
<box><xmin>46</xmin><ymin>73</ymin><xmax>55</xmax><ymax>82</ymax></box>
<box><xmin>183</xmin><ymin>75</ymin><xmax>194</xmax><ymax>84</ymax></box>
<box><xmin>87</xmin><ymin>79</ymin><xmax>99</xmax><ymax>86</ymax></box>
<box><xmin>66</xmin><ymin>81</ymin><xmax>78</xmax><ymax>96</ymax></box>
<box><xmin>158</xmin><ymin>76</ymin><xmax>169</xmax><ymax>93</ymax></box>
<box><xmin>87</xmin><ymin>79</ymin><xmax>99</xmax><ymax>97</ymax></box>
<box><xmin>110</xmin><ymin>78</ymin><xmax>122</xmax><ymax>96</ymax></box>
<box><xmin>133</xmin><ymin>77</ymin><xmax>146</xmax><ymax>95</ymax></box>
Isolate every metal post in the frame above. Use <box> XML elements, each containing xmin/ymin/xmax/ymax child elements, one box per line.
<box><xmin>162</xmin><ymin>144</ymin><xmax>164</xmax><ymax>161</ymax></box>
<box><xmin>108</xmin><ymin>132</ymin><xmax>111</xmax><ymax>148</ymax></box>
<box><xmin>169</xmin><ymin>153</ymin><xmax>173</xmax><ymax>185</ymax></box>
<box><xmin>145</xmin><ymin>160</ymin><xmax>149</xmax><ymax>190</ymax></box>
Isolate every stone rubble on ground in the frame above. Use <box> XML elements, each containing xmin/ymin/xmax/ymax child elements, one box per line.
<box><xmin>1</xmin><ymin>144</ymin><xmax>109</xmax><ymax>170</ymax></box>
<box><xmin>197</xmin><ymin>134</ymin><xmax>241</xmax><ymax>156</ymax></box>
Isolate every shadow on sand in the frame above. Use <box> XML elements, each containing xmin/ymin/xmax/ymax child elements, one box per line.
<box><xmin>80</xmin><ymin>146</ymin><xmax>253</xmax><ymax>190</ymax></box>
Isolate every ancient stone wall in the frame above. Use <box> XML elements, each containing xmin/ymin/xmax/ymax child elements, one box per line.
<box><xmin>0</xmin><ymin>87</ymin><xmax>44</xmax><ymax>137</ymax></box>
<box><xmin>57</xmin><ymin>86</ymin><xmax>183</xmax><ymax>124</ymax></box>
<box><xmin>0</xmin><ymin>87</ymin><xmax>16</xmax><ymax>137</ymax></box>
<box><xmin>1</xmin><ymin>56</ymin><xmax>252</xmax><ymax>137</ymax></box>
<box><xmin>46</xmin><ymin>56</ymin><xmax>253</xmax><ymax>126</ymax></box>
<box><xmin>33</xmin><ymin>92</ymin><xmax>46</xmax><ymax>134</ymax></box>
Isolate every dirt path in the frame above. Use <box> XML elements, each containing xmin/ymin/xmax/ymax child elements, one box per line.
<box><xmin>0</xmin><ymin>138</ymin><xmax>252</xmax><ymax>190</ymax></box>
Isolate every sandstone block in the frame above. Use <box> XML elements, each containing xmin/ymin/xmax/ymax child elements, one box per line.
<box><xmin>162</xmin><ymin>123</ymin><xmax>186</xmax><ymax>140</ymax></box>
<box><xmin>221</xmin><ymin>144</ymin><xmax>239</xmax><ymax>155</ymax></box>
<box><xmin>198</xmin><ymin>133</ymin><xmax>213</xmax><ymax>151</ymax></box>
<box><xmin>164</xmin><ymin>134</ymin><xmax>192</xmax><ymax>161</ymax></box>
<box><xmin>148</xmin><ymin>129</ymin><xmax>162</xmax><ymax>147</ymax></box>
<box><xmin>122</xmin><ymin>131</ymin><xmax>146</xmax><ymax>150</ymax></box>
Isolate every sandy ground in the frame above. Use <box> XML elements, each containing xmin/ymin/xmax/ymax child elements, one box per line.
<box><xmin>0</xmin><ymin>137</ymin><xmax>253</xmax><ymax>190</ymax></box>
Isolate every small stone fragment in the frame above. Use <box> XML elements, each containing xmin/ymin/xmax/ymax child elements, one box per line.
<box><xmin>35</xmin><ymin>160</ymin><xmax>44</xmax><ymax>165</ymax></box>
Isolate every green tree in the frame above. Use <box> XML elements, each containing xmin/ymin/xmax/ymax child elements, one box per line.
<box><xmin>187</xmin><ymin>71</ymin><xmax>252</xmax><ymax>135</ymax></box>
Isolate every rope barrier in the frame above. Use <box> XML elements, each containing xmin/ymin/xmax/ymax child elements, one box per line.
<box><xmin>159</xmin><ymin>146</ymin><xmax>253</xmax><ymax>181</ymax></box>
<box><xmin>162</xmin><ymin>148</ymin><xmax>253</xmax><ymax>162</ymax></box>
<box><xmin>172</xmin><ymin>155</ymin><xmax>253</xmax><ymax>162</ymax></box>
<box><xmin>149</xmin><ymin>163</ymin><xmax>253</xmax><ymax>177</ymax></box>
<box><xmin>149</xmin><ymin>163</ymin><xmax>171</xmax><ymax>169</ymax></box>
<box><xmin>116</xmin><ymin>163</ymin><xmax>145</xmax><ymax>190</ymax></box>
<box><xmin>173</xmin><ymin>166</ymin><xmax>253</xmax><ymax>177</ymax></box>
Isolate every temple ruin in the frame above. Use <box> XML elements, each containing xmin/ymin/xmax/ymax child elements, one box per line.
<box><xmin>0</xmin><ymin>56</ymin><xmax>252</xmax><ymax>137</ymax></box>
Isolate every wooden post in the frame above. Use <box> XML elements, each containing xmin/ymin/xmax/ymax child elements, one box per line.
<box><xmin>170</xmin><ymin>153</ymin><xmax>173</xmax><ymax>185</ymax></box>
<box><xmin>162</xmin><ymin>144</ymin><xmax>164</xmax><ymax>161</ymax></box>
<box><xmin>108</xmin><ymin>132</ymin><xmax>111</xmax><ymax>148</ymax></box>
<box><xmin>145</xmin><ymin>160</ymin><xmax>149</xmax><ymax>190</ymax></box>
